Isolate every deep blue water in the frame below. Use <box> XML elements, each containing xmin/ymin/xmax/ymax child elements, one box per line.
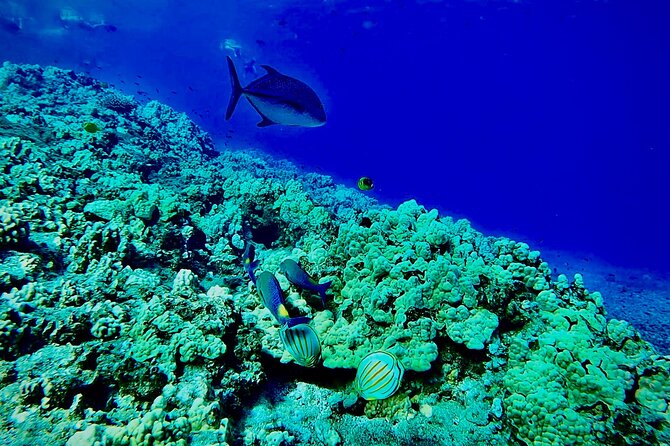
<box><xmin>1</xmin><ymin>0</ymin><xmax>669</xmax><ymax>273</ymax></box>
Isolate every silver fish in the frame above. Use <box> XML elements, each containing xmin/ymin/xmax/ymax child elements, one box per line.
<box><xmin>225</xmin><ymin>56</ymin><xmax>326</xmax><ymax>128</ymax></box>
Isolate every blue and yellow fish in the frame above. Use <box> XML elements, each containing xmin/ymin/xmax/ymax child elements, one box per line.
<box><xmin>242</xmin><ymin>242</ymin><xmax>260</xmax><ymax>284</ymax></box>
<box><xmin>255</xmin><ymin>271</ymin><xmax>311</xmax><ymax>328</ymax></box>
<box><xmin>279</xmin><ymin>259</ymin><xmax>332</xmax><ymax>307</ymax></box>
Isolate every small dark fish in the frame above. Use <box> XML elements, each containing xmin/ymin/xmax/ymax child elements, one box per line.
<box><xmin>242</xmin><ymin>242</ymin><xmax>260</xmax><ymax>284</ymax></box>
<box><xmin>136</xmin><ymin>74</ymin><xmax>142</xmax><ymax>78</ymax></box>
<box><xmin>134</xmin><ymin>81</ymin><xmax>140</xmax><ymax>85</ymax></box>
<box><xmin>171</xmin><ymin>90</ymin><xmax>177</xmax><ymax>95</ymax></box>
<box><xmin>358</xmin><ymin>177</ymin><xmax>374</xmax><ymax>191</ymax></box>
<box><xmin>155</xmin><ymin>88</ymin><xmax>160</xmax><ymax>93</ymax></box>
<box><xmin>256</xmin><ymin>272</ymin><xmax>311</xmax><ymax>328</ymax></box>
<box><xmin>280</xmin><ymin>259</ymin><xmax>331</xmax><ymax>307</ymax></box>
<box><xmin>188</xmin><ymin>86</ymin><xmax>194</xmax><ymax>91</ymax></box>
<box><xmin>256</xmin><ymin>39</ymin><xmax>267</xmax><ymax>47</ymax></box>
<box><xmin>225</xmin><ymin>56</ymin><xmax>326</xmax><ymax>128</ymax></box>
<box><xmin>82</xmin><ymin>122</ymin><xmax>100</xmax><ymax>133</ymax></box>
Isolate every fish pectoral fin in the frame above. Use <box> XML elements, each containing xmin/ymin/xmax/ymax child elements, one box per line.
<box><xmin>257</xmin><ymin>116</ymin><xmax>276</xmax><ymax>127</ymax></box>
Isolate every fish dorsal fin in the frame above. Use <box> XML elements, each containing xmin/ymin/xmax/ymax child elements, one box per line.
<box><xmin>261</xmin><ymin>65</ymin><xmax>281</xmax><ymax>75</ymax></box>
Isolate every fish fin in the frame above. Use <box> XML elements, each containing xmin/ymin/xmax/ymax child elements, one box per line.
<box><xmin>257</xmin><ymin>116</ymin><xmax>276</xmax><ymax>127</ymax></box>
<box><xmin>317</xmin><ymin>280</ymin><xmax>332</xmax><ymax>307</ymax></box>
<box><xmin>278</xmin><ymin>304</ymin><xmax>290</xmax><ymax>319</ymax></box>
<box><xmin>284</xmin><ymin>316</ymin><xmax>312</xmax><ymax>328</ymax></box>
<box><xmin>247</xmin><ymin>263</ymin><xmax>259</xmax><ymax>284</ymax></box>
<box><xmin>225</xmin><ymin>56</ymin><xmax>243</xmax><ymax>120</ymax></box>
<box><xmin>261</xmin><ymin>65</ymin><xmax>281</xmax><ymax>75</ymax></box>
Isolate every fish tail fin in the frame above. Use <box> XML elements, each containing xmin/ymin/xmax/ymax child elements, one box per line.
<box><xmin>247</xmin><ymin>260</ymin><xmax>260</xmax><ymax>284</ymax></box>
<box><xmin>317</xmin><ymin>280</ymin><xmax>332</xmax><ymax>307</ymax></box>
<box><xmin>226</xmin><ymin>56</ymin><xmax>243</xmax><ymax>120</ymax></box>
<box><xmin>284</xmin><ymin>316</ymin><xmax>312</xmax><ymax>328</ymax></box>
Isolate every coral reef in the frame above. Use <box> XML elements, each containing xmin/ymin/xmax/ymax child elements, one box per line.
<box><xmin>0</xmin><ymin>61</ymin><xmax>668</xmax><ymax>445</ymax></box>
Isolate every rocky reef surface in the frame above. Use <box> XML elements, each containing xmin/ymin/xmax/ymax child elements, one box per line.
<box><xmin>0</xmin><ymin>62</ymin><xmax>668</xmax><ymax>446</ymax></box>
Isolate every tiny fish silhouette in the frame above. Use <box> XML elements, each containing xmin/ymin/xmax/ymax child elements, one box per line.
<box><xmin>225</xmin><ymin>56</ymin><xmax>326</xmax><ymax>128</ymax></box>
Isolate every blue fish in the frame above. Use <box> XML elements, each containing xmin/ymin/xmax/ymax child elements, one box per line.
<box><xmin>279</xmin><ymin>259</ymin><xmax>332</xmax><ymax>307</ymax></box>
<box><xmin>225</xmin><ymin>56</ymin><xmax>326</xmax><ymax>128</ymax></box>
<box><xmin>255</xmin><ymin>271</ymin><xmax>311</xmax><ymax>328</ymax></box>
<box><xmin>242</xmin><ymin>242</ymin><xmax>259</xmax><ymax>284</ymax></box>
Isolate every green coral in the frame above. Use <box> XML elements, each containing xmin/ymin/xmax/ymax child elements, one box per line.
<box><xmin>0</xmin><ymin>203</ymin><xmax>29</xmax><ymax>247</ymax></box>
<box><xmin>635</xmin><ymin>357</ymin><xmax>670</xmax><ymax>431</ymax></box>
<box><xmin>438</xmin><ymin>306</ymin><xmax>499</xmax><ymax>350</ymax></box>
<box><xmin>0</xmin><ymin>62</ymin><xmax>668</xmax><ymax>446</ymax></box>
<box><xmin>309</xmin><ymin>199</ymin><xmax>538</xmax><ymax>371</ymax></box>
<box><xmin>502</xmin><ymin>273</ymin><xmax>664</xmax><ymax>445</ymax></box>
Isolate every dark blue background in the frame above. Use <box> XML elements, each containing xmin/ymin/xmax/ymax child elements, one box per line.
<box><xmin>2</xmin><ymin>0</ymin><xmax>668</xmax><ymax>272</ymax></box>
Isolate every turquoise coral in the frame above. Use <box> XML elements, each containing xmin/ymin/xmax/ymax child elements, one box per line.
<box><xmin>0</xmin><ymin>62</ymin><xmax>667</xmax><ymax>446</ymax></box>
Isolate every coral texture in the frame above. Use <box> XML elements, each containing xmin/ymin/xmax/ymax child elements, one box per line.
<box><xmin>0</xmin><ymin>62</ymin><xmax>667</xmax><ymax>446</ymax></box>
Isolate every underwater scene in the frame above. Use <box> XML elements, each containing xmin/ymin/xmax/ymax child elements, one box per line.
<box><xmin>0</xmin><ymin>0</ymin><xmax>669</xmax><ymax>445</ymax></box>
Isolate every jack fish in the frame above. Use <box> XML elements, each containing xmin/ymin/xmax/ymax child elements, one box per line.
<box><xmin>225</xmin><ymin>56</ymin><xmax>326</xmax><ymax>128</ymax></box>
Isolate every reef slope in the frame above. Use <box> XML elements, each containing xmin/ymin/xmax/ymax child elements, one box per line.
<box><xmin>0</xmin><ymin>62</ymin><xmax>668</xmax><ymax>446</ymax></box>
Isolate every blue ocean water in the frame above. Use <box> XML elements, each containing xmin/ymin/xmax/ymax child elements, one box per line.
<box><xmin>1</xmin><ymin>0</ymin><xmax>669</xmax><ymax>273</ymax></box>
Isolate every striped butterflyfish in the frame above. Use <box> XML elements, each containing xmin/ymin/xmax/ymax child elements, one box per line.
<box><xmin>357</xmin><ymin>176</ymin><xmax>373</xmax><ymax>191</ymax></box>
<box><xmin>354</xmin><ymin>351</ymin><xmax>404</xmax><ymax>400</ymax></box>
<box><xmin>279</xmin><ymin>323</ymin><xmax>322</xmax><ymax>367</ymax></box>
